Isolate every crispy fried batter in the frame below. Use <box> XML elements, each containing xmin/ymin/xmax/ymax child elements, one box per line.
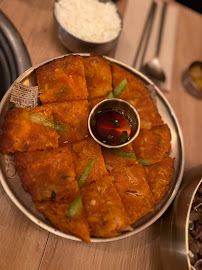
<box><xmin>128</xmin><ymin>96</ymin><xmax>163</xmax><ymax>129</ymax></box>
<box><xmin>0</xmin><ymin>107</ymin><xmax>59</xmax><ymax>154</ymax></box>
<box><xmin>44</xmin><ymin>100</ymin><xmax>89</xmax><ymax>145</ymax></box>
<box><xmin>14</xmin><ymin>147</ymin><xmax>76</xmax><ymax>201</ymax></box>
<box><xmin>132</xmin><ymin>124</ymin><xmax>171</xmax><ymax>164</ymax></box>
<box><xmin>36</xmin><ymin>55</ymin><xmax>88</xmax><ymax>103</ymax></box>
<box><xmin>144</xmin><ymin>156</ymin><xmax>174</xmax><ymax>204</ymax></box>
<box><xmin>71</xmin><ymin>138</ymin><xmax>108</xmax><ymax>185</ymax></box>
<box><xmin>81</xmin><ymin>174</ymin><xmax>131</xmax><ymax>238</ymax></box>
<box><xmin>111</xmin><ymin>164</ymin><xmax>154</xmax><ymax>224</ymax></box>
<box><xmin>111</xmin><ymin>63</ymin><xmax>149</xmax><ymax>99</ymax></box>
<box><xmin>15</xmin><ymin>147</ymin><xmax>90</xmax><ymax>242</ymax></box>
<box><xmin>89</xmin><ymin>96</ymin><xmax>105</xmax><ymax>111</ymax></box>
<box><xmin>35</xmin><ymin>200</ymin><xmax>90</xmax><ymax>243</ymax></box>
<box><xmin>83</xmin><ymin>56</ymin><xmax>112</xmax><ymax>99</ymax></box>
<box><xmin>102</xmin><ymin>144</ymin><xmax>139</xmax><ymax>171</ymax></box>
<box><xmin>0</xmin><ymin>55</ymin><xmax>176</xmax><ymax>241</ymax></box>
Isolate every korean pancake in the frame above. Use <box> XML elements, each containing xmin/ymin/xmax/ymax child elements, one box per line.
<box><xmin>128</xmin><ymin>95</ymin><xmax>163</xmax><ymax>129</ymax></box>
<box><xmin>71</xmin><ymin>138</ymin><xmax>108</xmax><ymax>185</ymax></box>
<box><xmin>132</xmin><ymin>124</ymin><xmax>171</xmax><ymax>164</ymax></box>
<box><xmin>89</xmin><ymin>96</ymin><xmax>105</xmax><ymax>111</ymax></box>
<box><xmin>0</xmin><ymin>107</ymin><xmax>59</xmax><ymax>154</ymax></box>
<box><xmin>111</xmin><ymin>63</ymin><xmax>150</xmax><ymax>99</ymax></box>
<box><xmin>144</xmin><ymin>156</ymin><xmax>174</xmax><ymax>204</ymax></box>
<box><xmin>110</xmin><ymin>164</ymin><xmax>154</xmax><ymax>224</ymax></box>
<box><xmin>81</xmin><ymin>174</ymin><xmax>131</xmax><ymax>238</ymax></box>
<box><xmin>44</xmin><ymin>100</ymin><xmax>89</xmax><ymax>145</ymax></box>
<box><xmin>14</xmin><ymin>147</ymin><xmax>76</xmax><ymax>201</ymax></box>
<box><xmin>83</xmin><ymin>56</ymin><xmax>112</xmax><ymax>99</ymax></box>
<box><xmin>102</xmin><ymin>144</ymin><xmax>139</xmax><ymax>171</ymax></box>
<box><xmin>36</xmin><ymin>55</ymin><xmax>88</xmax><ymax>104</ymax></box>
<box><xmin>15</xmin><ymin>147</ymin><xmax>90</xmax><ymax>243</ymax></box>
<box><xmin>35</xmin><ymin>200</ymin><xmax>90</xmax><ymax>243</ymax></box>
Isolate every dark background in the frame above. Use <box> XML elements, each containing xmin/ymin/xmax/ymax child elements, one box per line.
<box><xmin>175</xmin><ymin>0</ymin><xmax>202</xmax><ymax>14</ymax></box>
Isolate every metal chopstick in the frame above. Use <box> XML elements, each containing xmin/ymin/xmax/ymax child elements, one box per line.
<box><xmin>133</xmin><ymin>1</ymin><xmax>157</xmax><ymax>69</ymax></box>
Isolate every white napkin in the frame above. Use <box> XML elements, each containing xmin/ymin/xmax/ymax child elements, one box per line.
<box><xmin>114</xmin><ymin>0</ymin><xmax>179</xmax><ymax>91</ymax></box>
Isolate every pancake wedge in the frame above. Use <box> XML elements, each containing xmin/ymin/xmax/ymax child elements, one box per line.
<box><xmin>35</xmin><ymin>200</ymin><xmax>90</xmax><ymax>243</ymax></box>
<box><xmin>111</xmin><ymin>63</ymin><xmax>149</xmax><ymax>99</ymax></box>
<box><xmin>36</xmin><ymin>55</ymin><xmax>88</xmax><ymax>103</ymax></box>
<box><xmin>132</xmin><ymin>124</ymin><xmax>171</xmax><ymax>165</ymax></box>
<box><xmin>144</xmin><ymin>156</ymin><xmax>174</xmax><ymax>204</ymax></box>
<box><xmin>71</xmin><ymin>138</ymin><xmax>108</xmax><ymax>186</ymax></box>
<box><xmin>111</xmin><ymin>164</ymin><xmax>154</xmax><ymax>224</ymax></box>
<box><xmin>81</xmin><ymin>174</ymin><xmax>131</xmax><ymax>238</ymax></box>
<box><xmin>14</xmin><ymin>147</ymin><xmax>76</xmax><ymax>201</ymax></box>
<box><xmin>15</xmin><ymin>147</ymin><xmax>90</xmax><ymax>242</ymax></box>
<box><xmin>128</xmin><ymin>96</ymin><xmax>163</xmax><ymax>129</ymax></box>
<box><xmin>102</xmin><ymin>144</ymin><xmax>139</xmax><ymax>172</ymax></box>
<box><xmin>89</xmin><ymin>96</ymin><xmax>105</xmax><ymax>111</ymax></box>
<box><xmin>44</xmin><ymin>100</ymin><xmax>89</xmax><ymax>145</ymax></box>
<box><xmin>0</xmin><ymin>107</ymin><xmax>59</xmax><ymax>154</ymax></box>
<box><xmin>83</xmin><ymin>56</ymin><xmax>112</xmax><ymax>99</ymax></box>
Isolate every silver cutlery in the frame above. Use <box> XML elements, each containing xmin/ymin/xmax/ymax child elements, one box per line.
<box><xmin>140</xmin><ymin>2</ymin><xmax>168</xmax><ymax>83</ymax></box>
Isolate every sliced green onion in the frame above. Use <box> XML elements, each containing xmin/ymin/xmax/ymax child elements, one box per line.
<box><xmin>137</xmin><ymin>158</ymin><xmax>152</xmax><ymax>166</ymax></box>
<box><xmin>78</xmin><ymin>158</ymin><xmax>96</xmax><ymax>189</ymax></box>
<box><xmin>120</xmin><ymin>131</ymin><xmax>128</xmax><ymax>144</ymax></box>
<box><xmin>67</xmin><ymin>195</ymin><xmax>83</xmax><ymax>217</ymax></box>
<box><xmin>106</xmin><ymin>91</ymin><xmax>114</xmax><ymax>99</ymax></box>
<box><xmin>28</xmin><ymin>113</ymin><xmax>54</xmax><ymax>128</ymax></box>
<box><xmin>108</xmin><ymin>149</ymin><xmax>152</xmax><ymax>165</ymax></box>
<box><xmin>106</xmin><ymin>79</ymin><xmax>128</xmax><ymax>99</ymax></box>
<box><xmin>54</xmin><ymin>121</ymin><xmax>66</xmax><ymax>131</ymax></box>
<box><xmin>108</xmin><ymin>149</ymin><xmax>137</xmax><ymax>159</ymax></box>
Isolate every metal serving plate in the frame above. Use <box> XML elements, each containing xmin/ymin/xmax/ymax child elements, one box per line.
<box><xmin>0</xmin><ymin>54</ymin><xmax>185</xmax><ymax>243</ymax></box>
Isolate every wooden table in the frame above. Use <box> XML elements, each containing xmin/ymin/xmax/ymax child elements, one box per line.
<box><xmin>0</xmin><ymin>1</ymin><xmax>201</xmax><ymax>269</ymax></box>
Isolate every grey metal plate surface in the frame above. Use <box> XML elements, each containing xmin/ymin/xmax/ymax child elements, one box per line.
<box><xmin>0</xmin><ymin>54</ymin><xmax>185</xmax><ymax>243</ymax></box>
<box><xmin>0</xmin><ymin>10</ymin><xmax>31</xmax><ymax>100</ymax></box>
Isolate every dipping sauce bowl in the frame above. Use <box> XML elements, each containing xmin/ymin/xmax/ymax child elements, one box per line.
<box><xmin>88</xmin><ymin>98</ymin><xmax>140</xmax><ymax>148</ymax></box>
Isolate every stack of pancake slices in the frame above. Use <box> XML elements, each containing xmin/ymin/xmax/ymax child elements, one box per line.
<box><xmin>0</xmin><ymin>55</ymin><xmax>174</xmax><ymax>243</ymax></box>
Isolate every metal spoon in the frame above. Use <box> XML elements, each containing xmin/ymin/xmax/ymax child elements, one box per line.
<box><xmin>141</xmin><ymin>2</ymin><xmax>168</xmax><ymax>83</ymax></box>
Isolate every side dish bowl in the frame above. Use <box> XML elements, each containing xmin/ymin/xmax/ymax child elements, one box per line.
<box><xmin>53</xmin><ymin>0</ymin><xmax>123</xmax><ymax>54</ymax></box>
<box><xmin>0</xmin><ymin>54</ymin><xmax>185</xmax><ymax>242</ymax></box>
<box><xmin>182</xmin><ymin>61</ymin><xmax>202</xmax><ymax>99</ymax></box>
<box><xmin>160</xmin><ymin>175</ymin><xmax>202</xmax><ymax>270</ymax></box>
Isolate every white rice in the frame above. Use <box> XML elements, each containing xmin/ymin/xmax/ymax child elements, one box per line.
<box><xmin>54</xmin><ymin>0</ymin><xmax>122</xmax><ymax>43</ymax></box>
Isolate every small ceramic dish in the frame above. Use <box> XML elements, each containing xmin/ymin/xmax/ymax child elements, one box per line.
<box><xmin>182</xmin><ymin>61</ymin><xmax>202</xmax><ymax>99</ymax></box>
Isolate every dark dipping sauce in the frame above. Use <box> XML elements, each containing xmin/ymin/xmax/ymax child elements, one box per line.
<box><xmin>92</xmin><ymin>109</ymin><xmax>132</xmax><ymax>146</ymax></box>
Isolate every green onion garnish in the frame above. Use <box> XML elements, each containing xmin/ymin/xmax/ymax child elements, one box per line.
<box><xmin>120</xmin><ymin>131</ymin><xmax>128</xmax><ymax>144</ymax></box>
<box><xmin>137</xmin><ymin>158</ymin><xmax>152</xmax><ymax>165</ymax></box>
<box><xmin>54</xmin><ymin>121</ymin><xmax>66</xmax><ymax>131</ymax></box>
<box><xmin>78</xmin><ymin>158</ymin><xmax>96</xmax><ymax>189</ymax></box>
<box><xmin>28</xmin><ymin>113</ymin><xmax>54</xmax><ymax>128</ymax></box>
<box><xmin>106</xmin><ymin>79</ymin><xmax>128</xmax><ymax>99</ymax></box>
<box><xmin>67</xmin><ymin>195</ymin><xmax>83</xmax><ymax>217</ymax></box>
<box><xmin>108</xmin><ymin>149</ymin><xmax>152</xmax><ymax>165</ymax></box>
<box><xmin>108</xmin><ymin>149</ymin><xmax>137</xmax><ymax>159</ymax></box>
